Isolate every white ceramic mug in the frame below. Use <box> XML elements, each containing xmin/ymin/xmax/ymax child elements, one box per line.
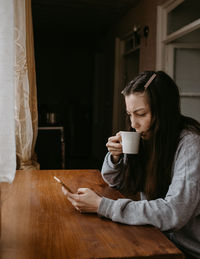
<box><xmin>120</xmin><ymin>131</ymin><xmax>141</xmax><ymax>154</ymax></box>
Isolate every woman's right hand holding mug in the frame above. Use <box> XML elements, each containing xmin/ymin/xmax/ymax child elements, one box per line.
<box><xmin>106</xmin><ymin>132</ymin><xmax>122</xmax><ymax>163</ymax></box>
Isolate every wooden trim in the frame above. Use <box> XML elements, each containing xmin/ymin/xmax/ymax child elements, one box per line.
<box><xmin>164</xmin><ymin>0</ymin><xmax>184</xmax><ymax>12</ymax></box>
<box><xmin>121</xmin><ymin>29</ymin><xmax>135</xmax><ymax>40</ymax></box>
<box><xmin>165</xmin><ymin>44</ymin><xmax>174</xmax><ymax>78</ymax></box>
<box><xmin>163</xmin><ymin>19</ymin><xmax>200</xmax><ymax>44</ymax></box>
<box><xmin>156</xmin><ymin>5</ymin><xmax>166</xmax><ymax>70</ymax></box>
<box><xmin>168</xmin><ymin>43</ymin><xmax>200</xmax><ymax>49</ymax></box>
<box><xmin>180</xmin><ymin>93</ymin><xmax>200</xmax><ymax>97</ymax></box>
<box><xmin>112</xmin><ymin>38</ymin><xmax>124</xmax><ymax>134</ymax></box>
<box><xmin>123</xmin><ymin>46</ymin><xmax>140</xmax><ymax>56</ymax></box>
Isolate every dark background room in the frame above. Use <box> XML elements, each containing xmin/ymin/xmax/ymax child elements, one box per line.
<box><xmin>32</xmin><ymin>0</ymin><xmax>200</xmax><ymax>170</ymax></box>
<box><xmin>32</xmin><ymin>0</ymin><xmax>140</xmax><ymax>170</ymax></box>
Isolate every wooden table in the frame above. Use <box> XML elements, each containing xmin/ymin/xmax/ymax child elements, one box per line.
<box><xmin>0</xmin><ymin>170</ymin><xmax>184</xmax><ymax>259</ymax></box>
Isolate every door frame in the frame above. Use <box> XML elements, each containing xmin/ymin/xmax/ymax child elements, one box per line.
<box><xmin>112</xmin><ymin>37</ymin><xmax>125</xmax><ymax>134</ymax></box>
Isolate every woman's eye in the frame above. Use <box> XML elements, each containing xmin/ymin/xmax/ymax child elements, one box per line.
<box><xmin>137</xmin><ymin>113</ymin><xmax>146</xmax><ymax>117</ymax></box>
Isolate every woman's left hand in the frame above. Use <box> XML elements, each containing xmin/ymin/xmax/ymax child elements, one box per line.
<box><xmin>62</xmin><ymin>187</ymin><xmax>102</xmax><ymax>213</ymax></box>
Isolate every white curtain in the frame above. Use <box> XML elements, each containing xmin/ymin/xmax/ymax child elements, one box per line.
<box><xmin>14</xmin><ymin>0</ymin><xmax>39</xmax><ymax>170</ymax></box>
<box><xmin>0</xmin><ymin>0</ymin><xmax>16</xmax><ymax>183</ymax></box>
<box><xmin>0</xmin><ymin>0</ymin><xmax>39</xmax><ymax>182</ymax></box>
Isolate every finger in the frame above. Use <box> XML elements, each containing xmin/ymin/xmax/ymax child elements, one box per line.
<box><xmin>116</xmin><ymin>132</ymin><xmax>122</xmax><ymax>141</ymax></box>
<box><xmin>61</xmin><ymin>186</ymin><xmax>74</xmax><ymax>195</ymax></box>
<box><xmin>62</xmin><ymin>186</ymin><xmax>72</xmax><ymax>196</ymax></box>
<box><xmin>75</xmin><ymin>206</ymin><xmax>81</xmax><ymax>212</ymax></box>
<box><xmin>77</xmin><ymin>188</ymin><xmax>88</xmax><ymax>194</ymax></box>
<box><xmin>106</xmin><ymin>142</ymin><xmax>121</xmax><ymax>149</ymax></box>
<box><xmin>107</xmin><ymin>146</ymin><xmax>122</xmax><ymax>152</ymax></box>
<box><xmin>62</xmin><ymin>186</ymin><xmax>68</xmax><ymax>195</ymax></box>
<box><xmin>66</xmin><ymin>196</ymin><xmax>82</xmax><ymax>213</ymax></box>
<box><xmin>63</xmin><ymin>189</ymin><xmax>80</xmax><ymax>201</ymax></box>
<box><xmin>69</xmin><ymin>193</ymin><xmax>80</xmax><ymax>201</ymax></box>
<box><xmin>106</xmin><ymin>142</ymin><xmax>122</xmax><ymax>149</ymax></box>
<box><xmin>67</xmin><ymin>196</ymin><xmax>78</xmax><ymax>207</ymax></box>
<box><xmin>78</xmin><ymin>187</ymin><xmax>102</xmax><ymax>198</ymax></box>
<box><xmin>107</xmin><ymin>146</ymin><xmax>122</xmax><ymax>154</ymax></box>
<box><xmin>108</xmin><ymin>135</ymin><xmax>121</xmax><ymax>143</ymax></box>
<box><xmin>67</xmin><ymin>196</ymin><xmax>74</xmax><ymax>203</ymax></box>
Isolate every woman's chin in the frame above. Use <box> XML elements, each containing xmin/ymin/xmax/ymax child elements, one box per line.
<box><xmin>141</xmin><ymin>132</ymin><xmax>150</xmax><ymax>140</ymax></box>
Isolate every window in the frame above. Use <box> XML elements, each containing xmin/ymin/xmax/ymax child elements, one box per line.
<box><xmin>157</xmin><ymin>0</ymin><xmax>200</xmax><ymax>121</ymax></box>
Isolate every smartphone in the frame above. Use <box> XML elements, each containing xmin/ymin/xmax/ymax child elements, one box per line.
<box><xmin>54</xmin><ymin>176</ymin><xmax>73</xmax><ymax>193</ymax></box>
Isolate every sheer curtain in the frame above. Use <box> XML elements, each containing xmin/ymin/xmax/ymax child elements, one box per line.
<box><xmin>0</xmin><ymin>0</ymin><xmax>39</xmax><ymax>183</ymax></box>
<box><xmin>0</xmin><ymin>0</ymin><xmax>16</xmax><ymax>183</ymax></box>
<box><xmin>14</xmin><ymin>0</ymin><xmax>39</xmax><ymax>170</ymax></box>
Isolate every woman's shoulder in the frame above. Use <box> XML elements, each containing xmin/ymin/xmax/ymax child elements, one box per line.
<box><xmin>177</xmin><ymin>129</ymin><xmax>200</xmax><ymax>153</ymax></box>
<box><xmin>173</xmin><ymin>129</ymin><xmax>200</xmax><ymax>183</ymax></box>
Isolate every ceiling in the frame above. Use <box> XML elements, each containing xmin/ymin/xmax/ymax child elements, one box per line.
<box><xmin>32</xmin><ymin>0</ymin><xmax>140</xmax><ymax>33</ymax></box>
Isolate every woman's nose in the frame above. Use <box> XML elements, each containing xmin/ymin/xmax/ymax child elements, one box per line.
<box><xmin>131</xmin><ymin>117</ymin><xmax>139</xmax><ymax>129</ymax></box>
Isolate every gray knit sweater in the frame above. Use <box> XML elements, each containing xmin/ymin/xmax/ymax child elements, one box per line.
<box><xmin>98</xmin><ymin>130</ymin><xmax>200</xmax><ymax>258</ymax></box>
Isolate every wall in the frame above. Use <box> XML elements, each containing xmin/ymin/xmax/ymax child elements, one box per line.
<box><xmin>112</xmin><ymin>0</ymin><xmax>167</xmax><ymax>72</ymax></box>
<box><xmin>105</xmin><ymin>0</ymin><xmax>169</xmax><ymax>133</ymax></box>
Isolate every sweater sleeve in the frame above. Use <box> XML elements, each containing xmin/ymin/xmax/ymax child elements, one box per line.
<box><xmin>101</xmin><ymin>152</ymin><xmax>127</xmax><ymax>189</ymax></box>
<box><xmin>98</xmin><ymin>133</ymin><xmax>200</xmax><ymax>232</ymax></box>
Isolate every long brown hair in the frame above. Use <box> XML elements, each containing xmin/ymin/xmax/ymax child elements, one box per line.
<box><xmin>121</xmin><ymin>71</ymin><xmax>200</xmax><ymax>200</ymax></box>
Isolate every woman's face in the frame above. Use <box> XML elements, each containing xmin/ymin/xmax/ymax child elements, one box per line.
<box><xmin>125</xmin><ymin>93</ymin><xmax>152</xmax><ymax>140</ymax></box>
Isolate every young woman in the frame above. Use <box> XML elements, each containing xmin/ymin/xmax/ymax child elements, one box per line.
<box><xmin>63</xmin><ymin>71</ymin><xmax>200</xmax><ymax>258</ymax></box>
